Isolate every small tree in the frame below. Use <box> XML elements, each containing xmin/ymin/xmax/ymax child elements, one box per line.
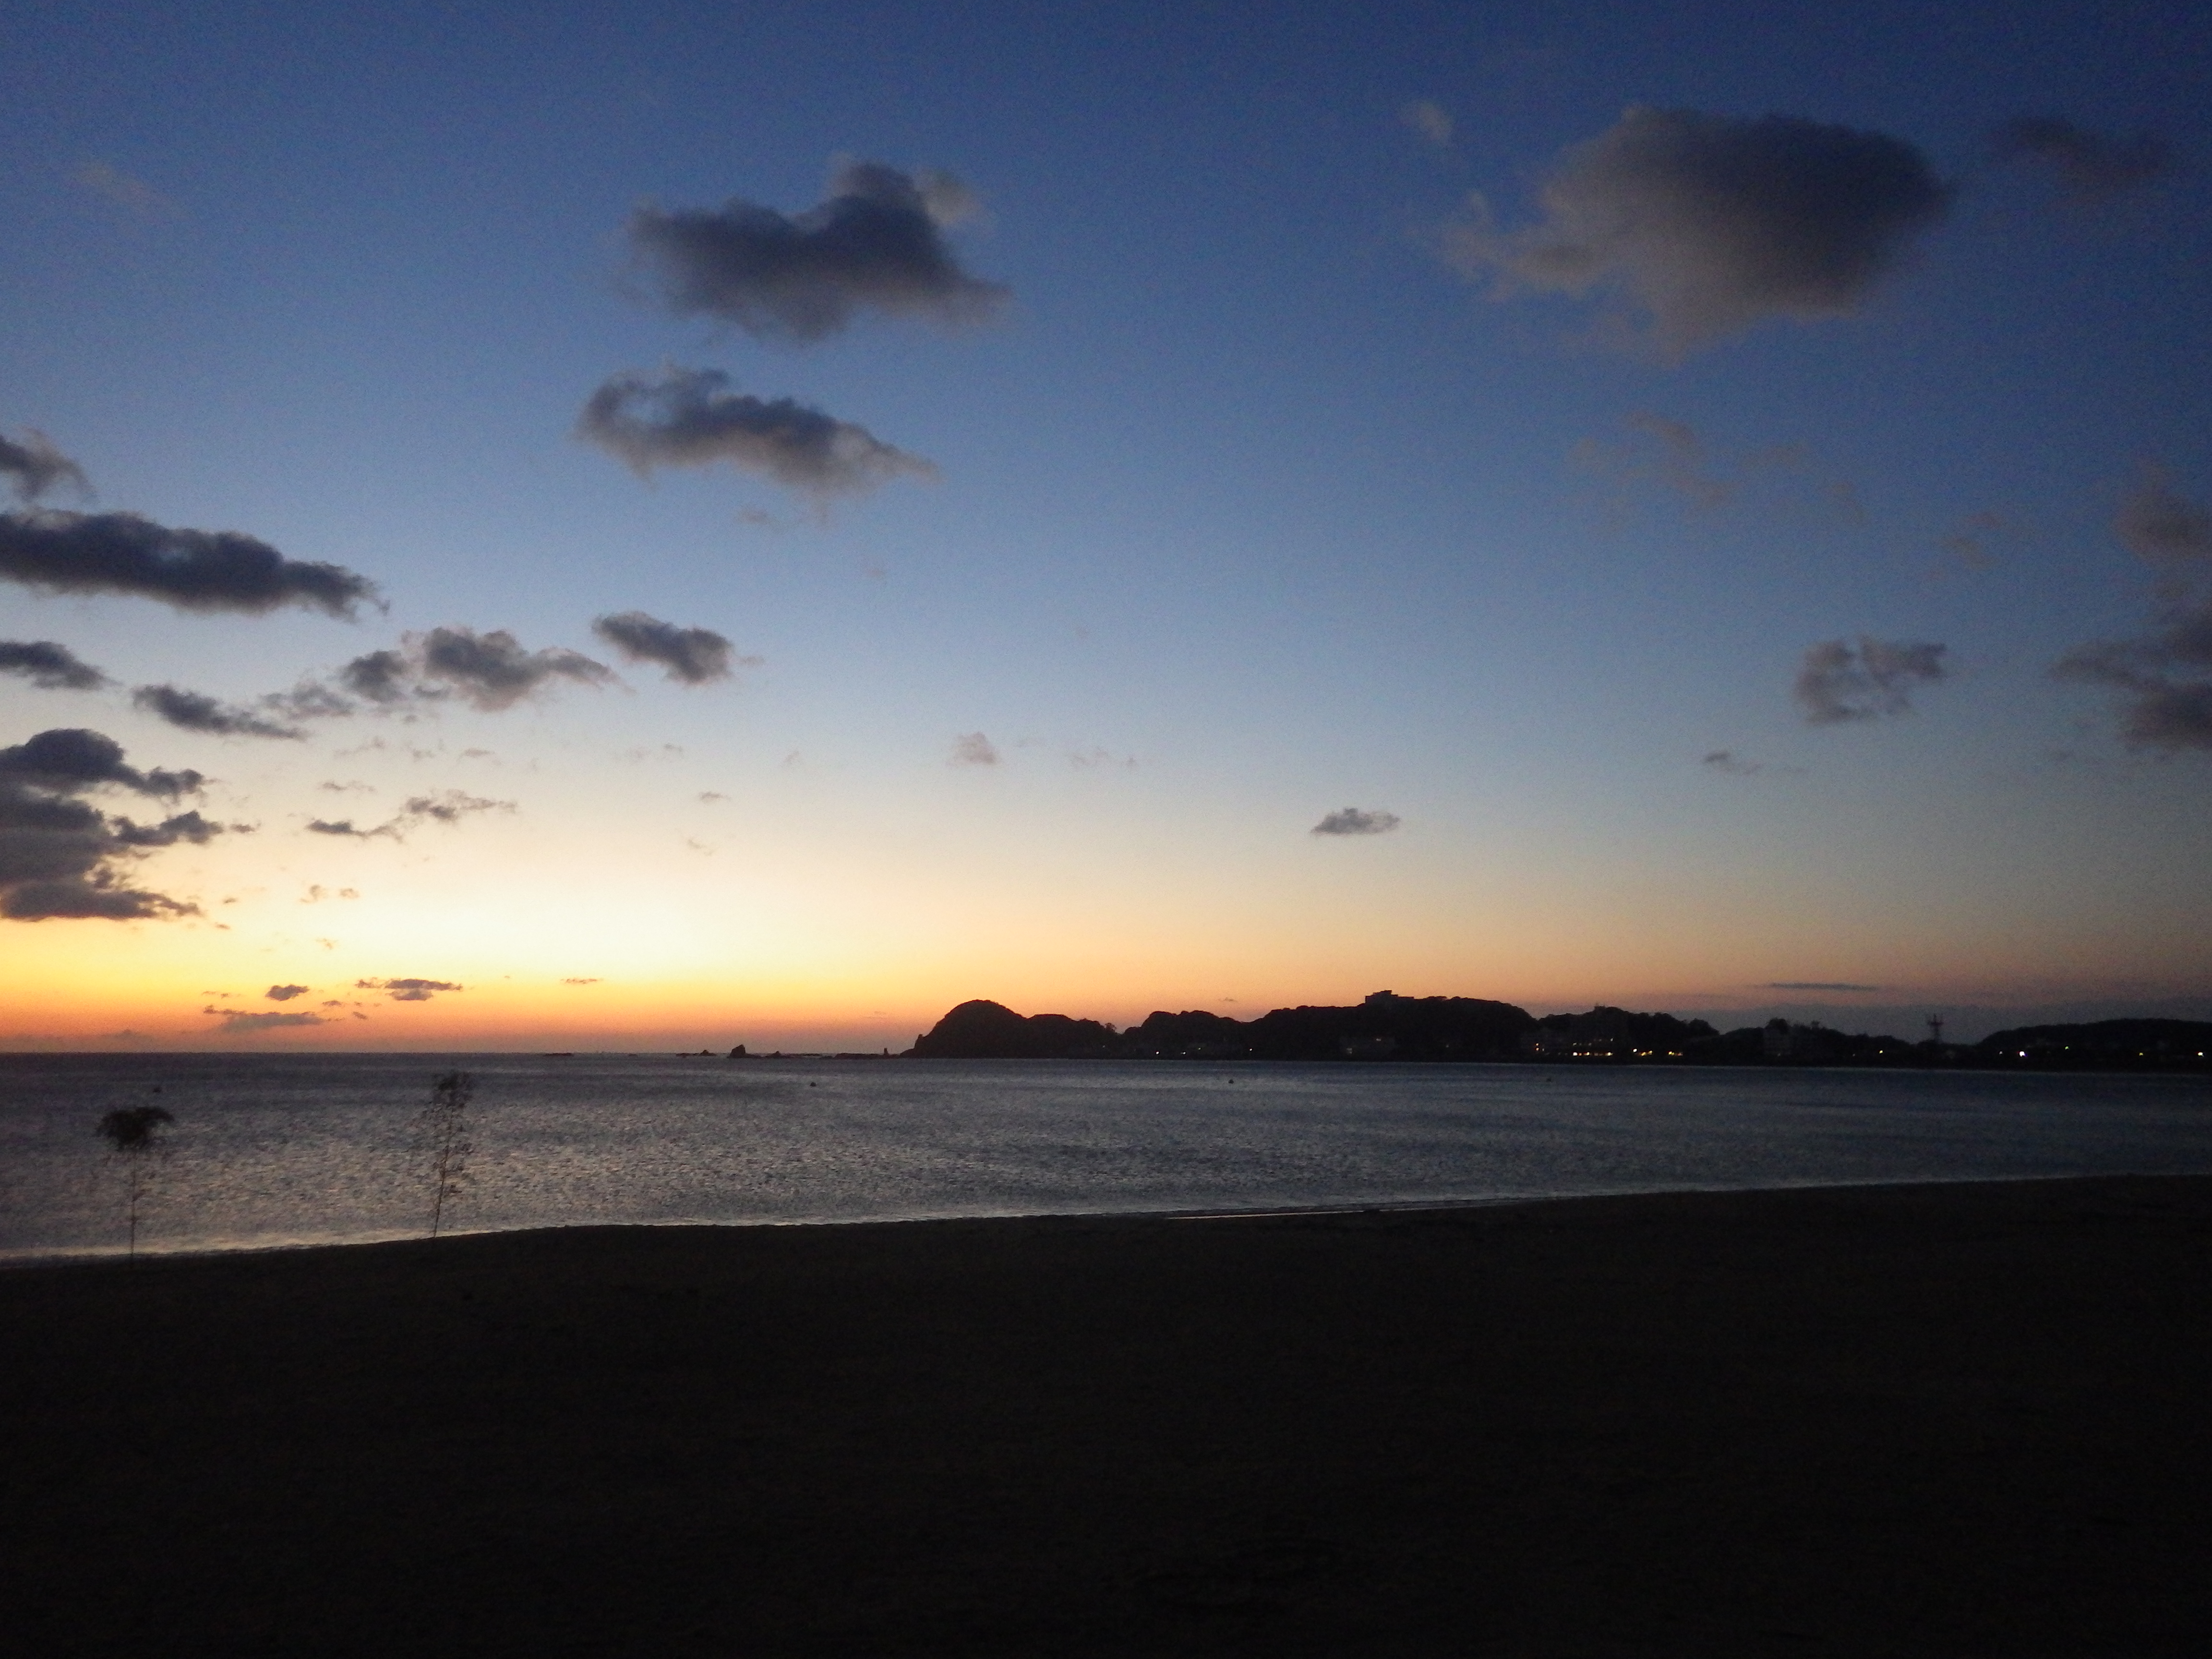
<box><xmin>414</xmin><ymin>1070</ymin><xmax>475</xmax><ymax>1238</ymax></box>
<box><xmin>96</xmin><ymin>1105</ymin><xmax>174</xmax><ymax>1262</ymax></box>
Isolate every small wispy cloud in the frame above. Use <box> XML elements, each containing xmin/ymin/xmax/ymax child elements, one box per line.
<box><xmin>0</xmin><ymin>428</ymin><xmax>91</xmax><ymax>503</ymax></box>
<box><xmin>357</xmin><ymin>976</ymin><xmax>463</xmax><ymax>1002</ymax></box>
<box><xmin>1994</xmin><ymin>116</ymin><xmax>2176</xmax><ymax>205</ymax></box>
<box><xmin>71</xmin><ymin>160</ymin><xmax>180</xmax><ymax>220</ymax></box>
<box><xmin>1767</xmin><ymin>981</ymin><xmax>1882</xmax><ymax>991</ymax></box>
<box><xmin>1794</xmin><ymin>637</ymin><xmax>1948</xmax><ymax>724</ymax></box>
<box><xmin>210</xmin><ymin>1010</ymin><xmax>325</xmax><ymax>1033</ymax></box>
<box><xmin>1311</xmin><ymin>807</ymin><xmax>1401</xmax><ymax>836</ymax></box>
<box><xmin>1702</xmin><ymin>750</ymin><xmax>1762</xmax><ymax>775</ymax></box>
<box><xmin>949</xmin><ymin>732</ymin><xmax>1000</xmax><ymax>767</ymax></box>
<box><xmin>1400</xmin><ymin>99</ymin><xmax>1453</xmax><ymax>148</ymax></box>
<box><xmin>265</xmin><ymin>984</ymin><xmax>310</xmax><ymax>1001</ymax></box>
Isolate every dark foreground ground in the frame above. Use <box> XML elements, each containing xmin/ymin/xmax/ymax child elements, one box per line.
<box><xmin>5</xmin><ymin>1176</ymin><xmax>2211</xmax><ymax>1657</ymax></box>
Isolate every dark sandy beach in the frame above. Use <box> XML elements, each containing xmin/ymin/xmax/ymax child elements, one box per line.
<box><xmin>5</xmin><ymin>1175</ymin><xmax>2210</xmax><ymax>1656</ymax></box>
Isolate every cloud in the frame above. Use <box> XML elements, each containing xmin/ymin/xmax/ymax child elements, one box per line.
<box><xmin>1769</xmin><ymin>981</ymin><xmax>1881</xmax><ymax>991</ymax></box>
<box><xmin>1311</xmin><ymin>807</ymin><xmax>1402</xmax><ymax>836</ymax></box>
<box><xmin>1702</xmin><ymin>750</ymin><xmax>1762</xmax><ymax>774</ymax></box>
<box><xmin>132</xmin><ymin>684</ymin><xmax>304</xmax><ymax>740</ymax></box>
<box><xmin>1794</xmin><ymin>637</ymin><xmax>1948</xmax><ymax>724</ymax></box>
<box><xmin>2112</xmin><ymin>465</ymin><xmax>2212</xmax><ymax>566</ymax></box>
<box><xmin>265</xmin><ymin>984</ymin><xmax>310</xmax><ymax>1001</ymax></box>
<box><xmin>0</xmin><ymin>509</ymin><xmax>378</xmax><ymax>615</ymax></box>
<box><xmin>357</xmin><ymin>976</ymin><xmax>462</xmax><ymax>1002</ymax></box>
<box><xmin>2053</xmin><ymin>468</ymin><xmax>2212</xmax><ymax>750</ymax></box>
<box><xmin>0</xmin><ymin>640</ymin><xmax>109</xmax><ymax>691</ymax></box>
<box><xmin>0</xmin><ymin>728</ymin><xmax>218</xmax><ymax>921</ymax></box>
<box><xmin>1994</xmin><ymin>116</ymin><xmax>2176</xmax><ymax>204</ymax></box>
<box><xmin>626</xmin><ymin>159</ymin><xmax>1009</xmax><ymax>342</ymax></box>
<box><xmin>366</xmin><ymin>626</ymin><xmax>613</xmax><ymax>712</ymax></box>
<box><xmin>578</xmin><ymin>365</ymin><xmax>936</xmax><ymax>499</ymax></box>
<box><xmin>591</xmin><ymin>610</ymin><xmax>753</xmax><ymax>685</ymax></box>
<box><xmin>71</xmin><ymin>160</ymin><xmax>179</xmax><ymax>219</ymax></box>
<box><xmin>305</xmin><ymin>789</ymin><xmax>513</xmax><ymax>840</ymax></box>
<box><xmin>0</xmin><ymin>727</ymin><xmax>203</xmax><ymax>797</ymax></box>
<box><xmin>0</xmin><ymin>429</ymin><xmax>90</xmax><ymax>503</ymax></box>
<box><xmin>1444</xmin><ymin>106</ymin><xmax>1951</xmax><ymax>355</ymax></box>
<box><xmin>212</xmin><ymin>1010</ymin><xmax>326</xmax><ymax>1034</ymax></box>
<box><xmin>1401</xmin><ymin>100</ymin><xmax>1454</xmax><ymax>147</ymax></box>
<box><xmin>562</xmin><ymin>976</ymin><xmax>601</xmax><ymax>985</ymax></box>
<box><xmin>949</xmin><ymin>732</ymin><xmax>1000</xmax><ymax>767</ymax></box>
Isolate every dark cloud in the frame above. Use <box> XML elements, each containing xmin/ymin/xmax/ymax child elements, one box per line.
<box><xmin>591</xmin><ymin>610</ymin><xmax>752</xmax><ymax>685</ymax></box>
<box><xmin>337</xmin><ymin>649</ymin><xmax>415</xmax><ymax>705</ymax></box>
<box><xmin>265</xmin><ymin>984</ymin><xmax>310</xmax><ymax>1001</ymax></box>
<box><xmin>358</xmin><ymin>976</ymin><xmax>462</xmax><ymax>1002</ymax></box>
<box><xmin>2113</xmin><ymin>465</ymin><xmax>2212</xmax><ymax>566</ymax></box>
<box><xmin>2053</xmin><ymin>469</ymin><xmax>2212</xmax><ymax>750</ymax></box>
<box><xmin>0</xmin><ymin>727</ymin><xmax>203</xmax><ymax>797</ymax></box>
<box><xmin>131</xmin><ymin>684</ymin><xmax>304</xmax><ymax>741</ymax></box>
<box><xmin>949</xmin><ymin>732</ymin><xmax>1000</xmax><ymax>767</ymax></box>
<box><xmin>1312</xmin><ymin>807</ymin><xmax>1402</xmax><ymax>836</ymax></box>
<box><xmin>0</xmin><ymin>509</ymin><xmax>378</xmax><ymax>616</ymax></box>
<box><xmin>562</xmin><ymin>976</ymin><xmax>601</xmax><ymax>985</ymax></box>
<box><xmin>1445</xmin><ymin>107</ymin><xmax>1951</xmax><ymax>355</ymax></box>
<box><xmin>0</xmin><ymin>428</ymin><xmax>90</xmax><ymax>503</ymax></box>
<box><xmin>0</xmin><ymin>639</ymin><xmax>109</xmax><ymax>691</ymax></box>
<box><xmin>0</xmin><ymin>728</ymin><xmax>216</xmax><ymax>921</ymax></box>
<box><xmin>213</xmin><ymin>1010</ymin><xmax>325</xmax><ymax>1034</ymax></box>
<box><xmin>1995</xmin><ymin>116</ymin><xmax>2176</xmax><ymax>204</ymax></box>
<box><xmin>578</xmin><ymin>365</ymin><xmax>936</xmax><ymax>498</ymax></box>
<box><xmin>1769</xmin><ymin>981</ymin><xmax>1881</xmax><ymax>991</ymax></box>
<box><xmin>417</xmin><ymin>626</ymin><xmax>613</xmax><ymax>711</ymax></box>
<box><xmin>626</xmin><ymin>159</ymin><xmax>1008</xmax><ymax>342</ymax></box>
<box><xmin>1702</xmin><ymin>750</ymin><xmax>1761</xmax><ymax>774</ymax></box>
<box><xmin>1794</xmin><ymin>637</ymin><xmax>1948</xmax><ymax>724</ymax></box>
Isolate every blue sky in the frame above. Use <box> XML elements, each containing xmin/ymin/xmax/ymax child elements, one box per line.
<box><xmin>2</xmin><ymin>0</ymin><xmax>2208</xmax><ymax>1046</ymax></box>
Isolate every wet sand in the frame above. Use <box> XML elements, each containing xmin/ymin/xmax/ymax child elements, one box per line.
<box><xmin>5</xmin><ymin>1175</ymin><xmax>2211</xmax><ymax>1656</ymax></box>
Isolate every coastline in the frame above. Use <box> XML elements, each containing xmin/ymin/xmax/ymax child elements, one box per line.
<box><xmin>7</xmin><ymin>1173</ymin><xmax>2211</xmax><ymax>1655</ymax></box>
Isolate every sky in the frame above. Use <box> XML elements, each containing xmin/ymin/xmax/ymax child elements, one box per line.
<box><xmin>3</xmin><ymin>0</ymin><xmax>2209</xmax><ymax>1050</ymax></box>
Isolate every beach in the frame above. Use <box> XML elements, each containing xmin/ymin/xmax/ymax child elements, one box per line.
<box><xmin>5</xmin><ymin>1175</ymin><xmax>2210</xmax><ymax>1656</ymax></box>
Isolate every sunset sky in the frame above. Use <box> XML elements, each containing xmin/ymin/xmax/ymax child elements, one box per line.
<box><xmin>3</xmin><ymin>0</ymin><xmax>2209</xmax><ymax>1049</ymax></box>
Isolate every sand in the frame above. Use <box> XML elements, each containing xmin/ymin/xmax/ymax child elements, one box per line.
<box><xmin>4</xmin><ymin>1175</ymin><xmax>2210</xmax><ymax>1656</ymax></box>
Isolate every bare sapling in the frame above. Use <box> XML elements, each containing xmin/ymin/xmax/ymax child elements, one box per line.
<box><xmin>96</xmin><ymin>1105</ymin><xmax>174</xmax><ymax>1262</ymax></box>
<box><xmin>415</xmin><ymin>1069</ymin><xmax>476</xmax><ymax>1238</ymax></box>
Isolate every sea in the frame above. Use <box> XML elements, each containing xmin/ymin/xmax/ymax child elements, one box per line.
<box><xmin>4</xmin><ymin>1052</ymin><xmax>2210</xmax><ymax>1261</ymax></box>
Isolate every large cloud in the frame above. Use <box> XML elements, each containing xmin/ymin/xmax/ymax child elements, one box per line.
<box><xmin>1995</xmin><ymin>116</ymin><xmax>2176</xmax><ymax>204</ymax></box>
<box><xmin>2053</xmin><ymin>468</ymin><xmax>2212</xmax><ymax>750</ymax></box>
<box><xmin>132</xmin><ymin>684</ymin><xmax>303</xmax><ymax>740</ymax></box>
<box><xmin>0</xmin><ymin>509</ymin><xmax>378</xmax><ymax>616</ymax></box>
<box><xmin>0</xmin><ymin>640</ymin><xmax>109</xmax><ymax>691</ymax></box>
<box><xmin>626</xmin><ymin>160</ymin><xmax>1008</xmax><ymax>342</ymax></box>
<box><xmin>1444</xmin><ymin>107</ymin><xmax>1951</xmax><ymax>355</ymax></box>
<box><xmin>1794</xmin><ymin>637</ymin><xmax>1948</xmax><ymax>724</ymax></box>
<box><xmin>0</xmin><ymin>429</ymin><xmax>90</xmax><ymax>503</ymax></box>
<box><xmin>578</xmin><ymin>365</ymin><xmax>935</xmax><ymax>497</ymax></box>
<box><xmin>0</xmin><ymin>727</ymin><xmax>220</xmax><ymax>920</ymax></box>
<box><xmin>591</xmin><ymin>611</ymin><xmax>750</xmax><ymax>685</ymax></box>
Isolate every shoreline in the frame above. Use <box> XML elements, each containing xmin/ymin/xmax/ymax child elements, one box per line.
<box><xmin>7</xmin><ymin>1172</ymin><xmax>2211</xmax><ymax>1655</ymax></box>
<box><xmin>14</xmin><ymin>1163</ymin><xmax>2212</xmax><ymax>1271</ymax></box>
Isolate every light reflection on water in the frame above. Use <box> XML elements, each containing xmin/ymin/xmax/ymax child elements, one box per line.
<box><xmin>3</xmin><ymin>1052</ymin><xmax>2209</xmax><ymax>1259</ymax></box>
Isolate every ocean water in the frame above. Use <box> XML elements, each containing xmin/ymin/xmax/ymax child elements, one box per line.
<box><xmin>3</xmin><ymin>1053</ymin><xmax>2209</xmax><ymax>1260</ymax></box>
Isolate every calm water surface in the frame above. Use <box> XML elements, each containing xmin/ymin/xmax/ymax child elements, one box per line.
<box><xmin>3</xmin><ymin>1053</ymin><xmax>2209</xmax><ymax>1260</ymax></box>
